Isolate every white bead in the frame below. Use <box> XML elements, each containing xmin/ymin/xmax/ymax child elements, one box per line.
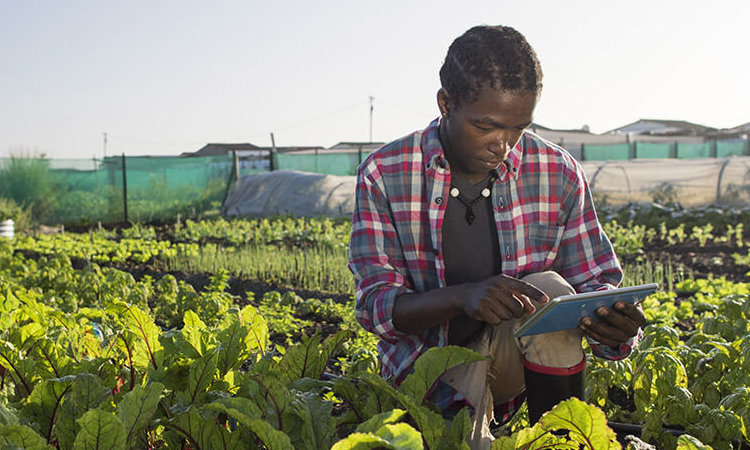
<box><xmin>481</xmin><ymin>188</ymin><xmax>490</xmax><ymax>197</ymax></box>
<box><xmin>450</xmin><ymin>188</ymin><xmax>459</xmax><ymax>197</ymax></box>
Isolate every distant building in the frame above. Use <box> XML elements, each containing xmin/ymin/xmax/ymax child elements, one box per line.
<box><xmin>328</xmin><ymin>141</ymin><xmax>385</xmax><ymax>152</ymax></box>
<box><xmin>183</xmin><ymin>143</ymin><xmax>260</xmax><ymax>157</ymax></box>
<box><xmin>706</xmin><ymin>122</ymin><xmax>750</xmax><ymax>140</ymax></box>
<box><xmin>605</xmin><ymin>119</ymin><xmax>716</xmax><ymax>137</ymax></box>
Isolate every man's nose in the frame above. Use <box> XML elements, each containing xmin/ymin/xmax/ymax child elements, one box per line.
<box><xmin>488</xmin><ymin>131</ymin><xmax>513</xmax><ymax>155</ymax></box>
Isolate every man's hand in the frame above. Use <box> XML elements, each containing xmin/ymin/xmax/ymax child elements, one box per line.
<box><xmin>462</xmin><ymin>274</ymin><xmax>549</xmax><ymax>325</ymax></box>
<box><xmin>579</xmin><ymin>301</ymin><xmax>647</xmax><ymax>348</ymax></box>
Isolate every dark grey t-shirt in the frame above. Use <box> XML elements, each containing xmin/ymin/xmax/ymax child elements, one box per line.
<box><xmin>442</xmin><ymin>173</ymin><xmax>502</xmax><ymax>344</ymax></box>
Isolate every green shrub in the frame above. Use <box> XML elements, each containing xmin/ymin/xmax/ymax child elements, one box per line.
<box><xmin>0</xmin><ymin>153</ymin><xmax>56</xmax><ymax>220</ymax></box>
<box><xmin>0</xmin><ymin>197</ymin><xmax>32</xmax><ymax>232</ymax></box>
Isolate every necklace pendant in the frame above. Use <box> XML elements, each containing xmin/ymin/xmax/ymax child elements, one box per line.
<box><xmin>465</xmin><ymin>208</ymin><xmax>475</xmax><ymax>225</ymax></box>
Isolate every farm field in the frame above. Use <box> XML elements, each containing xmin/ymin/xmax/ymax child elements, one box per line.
<box><xmin>1</xmin><ymin>204</ymin><xmax>750</xmax><ymax>449</ymax></box>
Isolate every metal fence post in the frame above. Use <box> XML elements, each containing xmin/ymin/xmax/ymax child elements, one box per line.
<box><xmin>269</xmin><ymin>133</ymin><xmax>276</xmax><ymax>171</ymax></box>
<box><xmin>121</xmin><ymin>153</ymin><xmax>128</xmax><ymax>223</ymax></box>
<box><xmin>221</xmin><ymin>151</ymin><xmax>239</xmax><ymax>212</ymax></box>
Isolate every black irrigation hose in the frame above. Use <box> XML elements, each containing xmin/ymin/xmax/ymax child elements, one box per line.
<box><xmin>608</xmin><ymin>421</ymin><xmax>685</xmax><ymax>437</ymax></box>
<box><xmin>606</xmin><ymin>422</ymin><xmax>749</xmax><ymax>449</ymax></box>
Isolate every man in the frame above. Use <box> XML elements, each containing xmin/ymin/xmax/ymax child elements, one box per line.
<box><xmin>348</xmin><ymin>25</ymin><xmax>645</xmax><ymax>449</ymax></box>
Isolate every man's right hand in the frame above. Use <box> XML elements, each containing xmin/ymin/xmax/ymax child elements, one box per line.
<box><xmin>461</xmin><ymin>274</ymin><xmax>549</xmax><ymax>324</ymax></box>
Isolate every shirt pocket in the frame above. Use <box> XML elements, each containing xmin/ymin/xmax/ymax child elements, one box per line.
<box><xmin>526</xmin><ymin>222</ymin><xmax>565</xmax><ymax>266</ymax></box>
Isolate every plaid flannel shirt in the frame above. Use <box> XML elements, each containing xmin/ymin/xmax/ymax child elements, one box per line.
<box><xmin>348</xmin><ymin>117</ymin><xmax>639</xmax><ymax>416</ymax></box>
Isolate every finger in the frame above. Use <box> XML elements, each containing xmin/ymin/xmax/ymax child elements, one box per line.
<box><xmin>491</xmin><ymin>286</ymin><xmax>526</xmax><ymax>317</ymax></box>
<box><xmin>494</xmin><ymin>283</ymin><xmax>539</xmax><ymax>315</ymax></box>
<box><xmin>496</xmin><ymin>286</ymin><xmax>535</xmax><ymax>317</ymax></box>
<box><xmin>486</xmin><ymin>295</ymin><xmax>515</xmax><ymax>321</ymax></box>
<box><xmin>479</xmin><ymin>307</ymin><xmax>503</xmax><ymax>325</ymax></box>
<box><xmin>495</xmin><ymin>275</ymin><xmax>549</xmax><ymax>304</ymax></box>
<box><xmin>579</xmin><ymin>322</ymin><xmax>621</xmax><ymax>348</ymax></box>
<box><xmin>612</xmin><ymin>302</ymin><xmax>647</xmax><ymax>327</ymax></box>
<box><xmin>580</xmin><ymin>314</ymin><xmax>631</xmax><ymax>344</ymax></box>
<box><xmin>595</xmin><ymin>307</ymin><xmax>640</xmax><ymax>337</ymax></box>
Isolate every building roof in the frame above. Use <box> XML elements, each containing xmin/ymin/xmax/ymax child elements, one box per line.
<box><xmin>328</xmin><ymin>141</ymin><xmax>385</xmax><ymax>150</ymax></box>
<box><xmin>605</xmin><ymin>119</ymin><xmax>717</xmax><ymax>136</ymax></box>
<box><xmin>185</xmin><ymin>143</ymin><xmax>260</xmax><ymax>157</ymax></box>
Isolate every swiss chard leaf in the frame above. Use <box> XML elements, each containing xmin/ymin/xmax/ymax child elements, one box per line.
<box><xmin>436</xmin><ymin>407</ymin><xmax>471</xmax><ymax>450</ymax></box>
<box><xmin>0</xmin><ymin>424</ymin><xmax>54</xmax><ymax>450</ymax></box>
<box><xmin>539</xmin><ymin>398</ymin><xmax>619</xmax><ymax>450</ymax></box>
<box><xmin>187</xmin><ymin>349</ymin><xmax>218</xmax><ymax>406</ymax></box>
<box><xmin>20</xmin><ymin>377</ymin><xmax>72</xmax><ymax>444</ymax></box>
<box><xmin>331</xmin><ymin>423</ymin><xmax>424</xmax><ymax>450</ymax></box>
<box><xmin>110</xmin><ymin>301</ymin><xmax>164</xmax><ymax>371</ymax></box>
<box><xmin>55</xmin><ymin>373</ymin><xmax>111</xmax><ymax>450</ymax></box>
<box><xmin>202</xmin><ymin>400</ymin><xmax>292</xmax><ymax>450</ymax></box>
<box><xmin>276</xmin><ymin>331</ymin><xmax>352</xmax><ymax>385</ymax></box>
<box><xmin>238</xmin><ymin>374</ymin><xmax>292</xmax><ymax>431</ymax></box>
<box><xmin>358</xmin><ymin>373</ymin><xmax>445</xmax><ymax>450</ymax></box>
<box><xmin>175</xmin><ymin>310</ymin><xmax>210</xmax><ymax>359</ymax></box>
<box><xmin>117</xmin><ymin>381</ymin><xmax>164</xmax><ymax>445</ymax></box>
<box><xmin>72</xmin><ymin>409</ymin><xmax>127</xmax><ymax>450</ymax></box>
<box><xmin>675</xmin><ymin>434</ymin><xmax>715</xmax><ymax>450</ymax></box>
<box><xmin>354</xmin><ymin>409</ymin><xmax>407</xmax><ymax>434</ymax></box>
<box><xmin>31</xmin><ymin>338</ymin><xmax>73</xmax><ymax>380</ymax></box>
<box><xmin>398</xmin><ymin>346</ymin><xmax>486</xmax><ymax>405</ymax></box>
<box><xmin>162</xmin><ymin>406</ymin><xmax>243</xmax><ymax>450</ymax></box>
<box><xmin>289</xmin><ymin>391</ymin><xmax>336</xmax><ymax>450</ymax></box>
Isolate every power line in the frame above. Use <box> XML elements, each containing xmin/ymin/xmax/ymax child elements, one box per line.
<box><xmin>272</xmin><ymin>100</ymin><xmax>369</xmax><ymax>134</ymax></box>
<box><xmin>106</xmin><ymin>135</ymin><xmax>206</xmax><ymax>147</ymax></box>
<box><xmin>374</xmin><ymin>99</ymin><xmax>435</xmax><ymax>118</ymax></box>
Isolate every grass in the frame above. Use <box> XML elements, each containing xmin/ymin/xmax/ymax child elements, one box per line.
<box><xmin>620</xmin><ymin>258</ymin><xmax>689</xmax><ymax>292</ymax></box>
<box><xmin>163</xmin><ymin>242</ymin><xmax>354</xmax><ymax>295</ymax></box>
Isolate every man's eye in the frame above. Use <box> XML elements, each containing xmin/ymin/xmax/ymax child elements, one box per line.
<box><xmin>474</xmin><ymin>124</ymin><xmax>491</xmax><ymax>131</ymax></box>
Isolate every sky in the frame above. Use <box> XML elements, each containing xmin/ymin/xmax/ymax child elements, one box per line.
<box><xmin>1</xmin><ymin>0</ymin><xmax>748</xmax><ymax>159</ymax></box>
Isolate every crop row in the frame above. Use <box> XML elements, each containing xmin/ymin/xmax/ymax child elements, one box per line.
<box><xmin>1</xmin><ymin>240</ymin><xmax>667</xmax><ymax>450</ymax></box>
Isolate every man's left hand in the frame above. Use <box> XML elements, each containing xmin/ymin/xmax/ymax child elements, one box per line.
<box><xmin>579</xmin><ymin>301</ymin><xmax>647</xmax><ymax>348</ymax></box>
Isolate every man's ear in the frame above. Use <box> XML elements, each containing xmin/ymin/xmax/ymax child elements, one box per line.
<box><xmin>437</xmin><ymin>88</ymin><xmax>450</xmax><ymax>119</ymax></box>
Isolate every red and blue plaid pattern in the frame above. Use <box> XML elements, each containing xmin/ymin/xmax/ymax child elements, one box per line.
<box><xmin>348</xmin><ymin>117</ymin><xmax>637</xmax><ymax>400</ymax></box>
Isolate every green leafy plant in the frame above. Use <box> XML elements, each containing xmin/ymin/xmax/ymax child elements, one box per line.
<box><xmin>0</xmin><ymin>152</ymin><xmax>56</xmax><ymax>221</ymax></box>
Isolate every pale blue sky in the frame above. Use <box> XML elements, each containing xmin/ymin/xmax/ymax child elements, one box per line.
<box><xmin>1</xmin><ymin>0</ymin><xmax>748</xmax><ymax>159</ymax></box>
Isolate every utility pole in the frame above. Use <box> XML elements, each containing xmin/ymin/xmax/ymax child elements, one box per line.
<box><xmin>103</xmin><ymin>132</ymin><xmax>107</xmax><ymax>158</ymax></box>
<box><xmin>369</xmin><ymin>96</ymin><xmax>374</xmax><ymax>143</ymax></box>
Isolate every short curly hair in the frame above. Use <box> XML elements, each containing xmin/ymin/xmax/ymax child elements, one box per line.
<box><xmin>439</xmin><ymin>25</ymin><xmax>543</xmax><ymax>105</ymax></box>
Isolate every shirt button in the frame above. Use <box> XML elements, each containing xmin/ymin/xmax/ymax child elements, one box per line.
<box><xmin>433</xmin><ymin>248</ymin><xmax>440</xmax><ymax>256</ymax></box>
<box><xmin>435</xmin><ymin>197</ymin><xmax>443</xmax><ymax>204</ymax></box>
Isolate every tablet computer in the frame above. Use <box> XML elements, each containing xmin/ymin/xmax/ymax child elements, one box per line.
<box><xmin>513</xmin><ymin>283</ymin><xmax>658</xmax><ymax>338</ymax></box>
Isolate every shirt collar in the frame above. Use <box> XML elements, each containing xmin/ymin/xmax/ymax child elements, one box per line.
<box><xmin>421</xmin><ymin>117</ymin><xmax>524</xmax><ymax>180</ymax></box>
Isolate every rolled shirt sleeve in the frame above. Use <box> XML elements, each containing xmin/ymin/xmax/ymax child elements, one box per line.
<box><xmin>349</xmin><ymin>164</ymin><xmax>414</xmax><ymax>344</ymax></box>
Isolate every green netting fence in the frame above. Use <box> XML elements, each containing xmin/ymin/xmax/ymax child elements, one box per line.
<box><xmin>0</xmin><ymin>154</ymin><xmax>233</xmax><ymax>225</ymax></box>
<box><xmin>581</xmin><ymin>138</ymin><xmax>748</xmax><ymax>161</ymax></box>
<box><xmin>1</xmin><ymin>137</ymin><xmax>747</xmax><ymax>225</ymax></box>
<box><xmin>274</xmin><ymin>152</ymin><xmax>365</xmax><ymax>176</ymax></box>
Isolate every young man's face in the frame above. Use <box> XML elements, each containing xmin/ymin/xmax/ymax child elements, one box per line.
<box><xmin>438</xmin><ymin>85</ymin><xmax>538</xmax><ymax>184</ymax></box>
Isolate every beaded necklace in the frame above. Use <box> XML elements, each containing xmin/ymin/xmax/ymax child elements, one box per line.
<box><xmin>449</xmin><ymin>176</ymin><xmax>495</xmax><ymax>225</ymax></box>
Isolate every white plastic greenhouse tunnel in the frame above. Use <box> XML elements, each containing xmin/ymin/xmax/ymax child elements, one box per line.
<box><xmin>222</xmin><ymin>157</ymin><xmax>750</xmax><ymax>219</ymax></box>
